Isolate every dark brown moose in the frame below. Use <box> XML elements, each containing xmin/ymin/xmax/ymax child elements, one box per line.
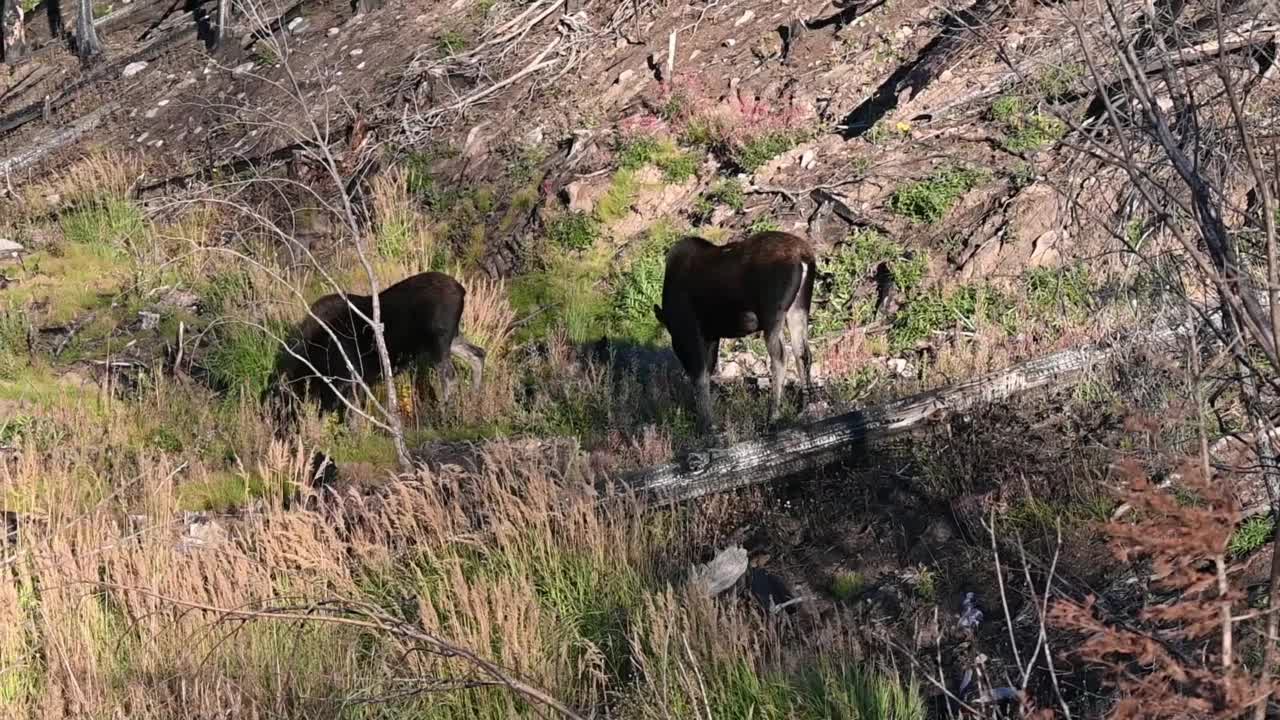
<box><xmin>265</xmin><ymin>272</ymin><xmax>485</xmax><ymax>419</ymax></box>
<box><xmin>653</xmin><ymin>230</ymin><xmax>816</xmax><ymax>431</ymax></box>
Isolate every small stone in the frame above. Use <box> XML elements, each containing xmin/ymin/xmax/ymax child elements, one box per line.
<box><xmin>327</xmin><ymin>26</ymin><xmax>340</xmax><ymax>36</ymax></box>
<box><xmin>800</xmin><ymin>149</ymin><xmax>816</xmax><ymax>169</ymax></box>
<box><xmin>734</xmin><ymin>9</ymin><xmax>755</xmax><ymax>26</ymax></box>
<box><xmin>122</xmin><ymin>61</ymin><xmax>148</xmax><ymax>78</ymax></box>
<box><xmin>521</xmin><ymin>126</ymin><xmax>544</xmax><ymax>147</ymax></box>
<box><xmin>136</xmin><ymin>131</ymin><xmax>150</xmax><ymax>143</ymax></box>
<box><xmin>717</xmin><ymin>360</ymin><xmax>742</xmax><ymax>380</ymax></box>
<box><xmin>144</xmin><ymin>107</ymin><xmax>159</xmax><ymax>118</ymax></box>
<box><xmin>151</xmin><ymin>140</ymin><xmax>164</xmax><ymax>148</ymax></box>
<box><xmin>0</xmin><ymin>238</ymin><xmax>23</xmax><ymax>258</ymax></box>
<box><xmin>615</xmin><ymin>68</ymin><xmax>635</xmax><ymax>85</ymax></box>
<box><xmin>138</xmin><ymin>311</ymin><xmax>160</xmax><ymax>331</ymax></box>
<box><xmin>723</xmin><ymin>38</ymin><xmax>736</xmax><ymax>47</ymax></box>
<box><xmin>232</xmin><ymin>62</ymin><xmax>255</xmax><ymax>75</ymax></box>
<box><xmin>350</xmin><ymin>47</ymin><xmax>363</xmax><ymax>56</ymax></box>
<box><xmin>563</xmin><ymin>180</ymin><xmax>595</xmax><ymax>214</ymax></box>
<box><xmin>886</xmin><ymin>357</ymin><xmax>913</xmax><ymax>378</ymax></box>
<box><xmin>356</xmin><ymin>61</ymin><xmax>366</xmax><ymax>70</ymax></box>
<box><xmin>286</xmin><ymin>16</ymin><xmax>305</xmax><ymax>32</ymax></box>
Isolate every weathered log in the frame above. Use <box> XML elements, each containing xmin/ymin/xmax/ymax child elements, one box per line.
<box><xmin>621</xmin><ymin>320</ymin><xmax>1190</xmax><ymax>506</ymax></box>
<box><xmin>0</xmin><ymin>101</ymin><xmax>117</xmax><ymax>176</ymax></box>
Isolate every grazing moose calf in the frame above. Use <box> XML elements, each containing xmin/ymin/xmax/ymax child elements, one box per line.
<box><xmin>265</xmin><ymin>272</ymin><xmax>486</xmax><ymax>420</ymax></box>
<box><xmin>653</xmin><ymin>230</ymin><xmax>816</xmax><ymax>432</ymax></box>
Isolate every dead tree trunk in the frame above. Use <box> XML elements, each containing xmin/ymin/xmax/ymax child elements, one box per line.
<box><xmin>620</xmin><ymin>320</ymin><xmax>1191</xmax><ymax>506</ymax></box>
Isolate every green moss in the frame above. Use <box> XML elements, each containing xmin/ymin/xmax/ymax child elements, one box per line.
<box><xmin>889</xmin><ymin>166</ymin><xmax>987</xmax><ymax>224</ymax></box>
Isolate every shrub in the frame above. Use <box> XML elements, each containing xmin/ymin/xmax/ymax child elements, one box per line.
<box><xmin>812</xmin><ymin>229</ymin><xmax>922</xmax><ymax>337</ymax></box>
<box><xmin>610</xmin><ymin>221</ymin><xmax>683</xmax><ymax>344</ymax></box>
<box><xmin>747</xmin><ymin>216</ymin><xmax>781</xmax><ymax>234</ymax></box>
<box><xmin>889</xmin><ymin>166</ymin><xmax>987</xmax><ymax>224</ymax></box>
<box><xmin>547</xmin><ymin>212</ymin><xmax>600</xmax><ymax>251</ymax></box>
<box><xmin>616</xmin><ymin>135</ymin><xmax>698</xmax><ymax>183</ymax></box>
<box><xmin>1025</xmin><ymin>264</ymin><xmax>1092</xmax><ymax>321</ymax></box>
<box><xmin>1229</xmin><ymin>514</ymin><xmax>1274</xmax><ymax>557</ymax></box>
<box><xmin>731</xmin><ymin>130</ymin><xmax>806</xmax><ymax>172</ymax></box>
<box><xmin>990</xmin><ymin>95</ymin><xmax>1066</xmax><ymax>153</ymax></box>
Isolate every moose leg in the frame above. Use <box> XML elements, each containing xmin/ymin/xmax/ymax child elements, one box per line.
<box><xmin>449</xmin><ymin>336</ymin><xmax>486</xmax><ymax>391</ymax></box>
<box><xmin>763</xmin><ymin>320</ymin><xmax>787</xmax><ymax>425</ymax></box>
<box><xmin>213</xmin><ymin>0</ymin><xmax>229</xmax><ymax>47</ymax></box>
<box><xmin>785</xmin><ymin>305</ymin><xmax>812</xmax><ymax>406</ymax></box>
<box><xmin>75</xmin><ymin>0</ymin><xmax>103</xmax><ymax>58</ymax></box>
<box><xmin>705</xmin><ymin>339</ymin><xmax>720</xmax><ymax>378</ymax></box>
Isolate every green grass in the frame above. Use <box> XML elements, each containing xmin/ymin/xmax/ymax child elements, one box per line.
<box><xmin>990</xmin><ymin>95</ymin><xmax>1066</xmax><ymax>153</ymax></box>
<box><xmin>58</xmin><ymin>198</ymin><xmax>146</xmax><ymax>251</ymax></box>
<box><xmin>616</xmin><ymin>136</ymin><xmax>698</xmax><ymax>183</ymax></box>
<box><xmin>201</xmin><ymin>270</ymin><xmax>254</xmax><ymax>316</ymax></box>
<box><xmin>731</xmin><ymin>130</ymin><xmax>806</xmax><ymax>172</ymax></box>
<box><xmin>437</xmin><ymin>29</ymin><xmax>468</xmax><ymax>54</ymax></box>
<box><xmin>888</xmin><ymin>283</ymin><xmax>1012</xmax><ymax>352</ymax></box>
<box><xmin>205</xmin><ymin>321</ymin><xmax>285</xmax><ymax>400</ymax></box>
<box><xmin>1230</xmin><ymin>515</ymin><xmax>1275</xmax><ymax>557</ymax></box>
<box><xmin>691</xmin><ymin>179</ymin><xmax>745</xmax><ymax>224</ymax></box>
<box><xmin>830</xmin><ymin>571</ymin><xmax>866</xmax><ymax>602</ymax></box>
<box><xmin>889</xmin><ymin>166</ymin><xmax>987</xmax><ymax>224</ymax></box>
<box><xmin>176</xmin><ymin>471</ymin><xmax>290</xmax><ymax>512</ymax></box>
<box><xmin>1036</xmin><ymin>63</ymin><xmax>1082</xmax><ymax>100</ymax></box>
<box><xmin>595</xmin><ymin>169</ymin><xmax>640</xmax><ymax>224</ymax></box>
<box><xmin>0</xmin><ymin>303</ymin><xmax>30</xmax><ymax>380</ymax></box>
<box><xmin>547</xmin><ymin>212</ymin><xmax>601</xmax><ymax>252</ymax></box>
<box><xmin>510</xmin><ymin>251</ymin><xmax>611</xmax><ymax>343</ymax></box>
<box><xmin>747</xmin><ymin>216</ymin><xmax>781</xmax><ymax>235</ymax></box>
<box><xmin>813</xmin><ymin>229</ymin><xmax>925</xmax><ymax>337</ymax></box>
<box><xmin>1025</xmin><ymin>264</ymin><xmax>1092</xmax><ymax>322</ymax></box>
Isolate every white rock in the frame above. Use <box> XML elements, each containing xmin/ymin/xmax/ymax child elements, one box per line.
<box><xmin>232</xmin><ymin>62</ymin><xmax>255</xmax><ymax>75</ymax></box>
<box><xmin>327</xmin><ymin>26</ymin><xmax>340</xmax><ymax>36</ymax></box>
<box><xmin>356</xmin><ymin>61</ymin><xmax>366</xmax><ymax>70</ymax></box>
<box><xmin>717</xmin><ymin>360</ymin><xmax>742</xmax><ymax>380</ymax></box>
<box><xmin>734</xmin><ymin>10</ymin><xmax>755</xmax><ymax>26</ymax></box>
<box><xmin>136</xmin><ymin>131</ymin><xmax>150</xmax><ymax>143</ymax></box>
<box><xmin>723</xmin><ymin>38</ymin><xmax>736</xmax><ymax>47</ymax></box>
<box><xmin>350</xmin><ymin>47</ymin><xmax>363</xmax><ymax>56</ymax></box>
<box><xmin>138</xmin><ymin>311</ymin><xmax>160</xmax><ymax>330</ymax></box>
<box><xmin>0</xmin><ymin>238</ymin><xmax>23</xmax><ymax>257</ymax></box>
<box><xmin>615</xmin><ymin>68</ymin><xmax>635</xmax><ymax>85</ymax></box>
<box><xmin>144</xmin><ymin>108</ymin><xmax>159</xmax><ymax>118</ymax></box>
<box><xmin>122</xmin><ymin>61</ymin><xmax>148</xmax><ymax>78</ymax></box>
<box><xmin>800</xmin><ymin>149</ymin><xmax>816</xmax><ymax>169</ymax></box>
<box><xmin>886</xmin><ymin>357</ymin><xmax>913</xmax><ymax>377</ymax></box>
<box><xmin>287</xmin><ymin>16</ymin><xmax>304</xmax><ymax>32</ymax></box>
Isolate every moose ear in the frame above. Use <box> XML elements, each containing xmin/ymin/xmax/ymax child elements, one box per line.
<box><xmin>653</xmin><ymin>304</ymin><xmax>665</xmax><ymax>324</ymax></box>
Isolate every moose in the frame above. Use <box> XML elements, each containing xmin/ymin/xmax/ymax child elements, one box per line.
<box><xmin>263</xmin><ymin>271</ymin><xmax>486</xmax><ymax>421</ymax></box>
<box><xmin>653</xmin><ymin>230</ymin><xmax>816</xmax><ymax>432</ymax></box>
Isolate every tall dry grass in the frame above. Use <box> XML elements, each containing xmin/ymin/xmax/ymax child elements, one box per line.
<box><xmin>0</xmin><ymin>375</ymin><xmax>922</xmax><ymax>719</ymax></box>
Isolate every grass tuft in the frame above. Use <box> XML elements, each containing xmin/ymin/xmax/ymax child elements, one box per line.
<box><xmin>889</xmin><ymin>166</ymin><xmax>987</xmax><ymax>224</ymax></box>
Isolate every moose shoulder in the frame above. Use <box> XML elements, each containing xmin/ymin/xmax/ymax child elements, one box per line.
<box><xmin>653</xmin><ymin>231</ymin><xmax>816</xmax><ymax>431</ymax></box>
<box><xmin>264</xmin><ymin>272</ymin><xmax>486</xmax><ymax>419</ymax></box>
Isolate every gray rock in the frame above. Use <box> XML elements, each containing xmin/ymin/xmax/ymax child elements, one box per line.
<box><xmin>689</xmin><ymin>546</ymin><xmax>748</xmax><ymax>597</ymax></box>
<box><xmin>0</xmin><ymin>238</ymin><xmax>23</xmax><ymax>258</ymax></box>
<box><xmin>138</xmin><ymin>311</ymin><xmax>160</xmax><ymax>331</ymax></box>
<box><xmin>122</xmin><ymin>61</ymin><xmax>148</xmax><ymax>78</ymax></box>
<box><xmin>286</xmin><ymin>16</ymin><xmax>305</xmax><ymax>33</ymax></box>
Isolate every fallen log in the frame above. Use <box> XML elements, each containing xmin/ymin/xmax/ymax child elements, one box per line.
<box><xmin>0</xmin><ymin>102</ymin><xmax>118</xmax><ymax>176</ymax></box>
<box><xmin>621</xmin><ymin>319</ymin><xmax>1192</xmax><ymax>507</ymax></box>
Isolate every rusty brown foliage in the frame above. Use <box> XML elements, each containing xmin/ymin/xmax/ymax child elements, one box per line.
<box><xmin>1048</xmin><ymin>460</ymin><xmax>1272</xmax><ymax>718</ymax></box>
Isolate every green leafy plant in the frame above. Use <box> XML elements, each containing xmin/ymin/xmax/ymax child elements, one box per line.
<box><xmin>747</xmin><ymin>216</ymin><xmax>781</xmax><ymax>234</ymax></box>
<box><xmin>813</xmin><ymin>229</ymin><xmax>923</xmax><ymax>337</ymax></box>
<box><xmin>889</xmin><ymin>166</ymin><xmax>987</xmax><ymax>224</ymax></box>
<box><xmin>610</xmin><ymin>222</ymin><xmax>683</xmax><ymax>344</ymax></box>
<box><xmin>547</xmin><ymin>212</ymin><xmax>600</xmax><ymax>252</ymax></box>
<box><xmin>830</xmin><ymin>571</ymin><xmax>866</xmax><ymax>601</ymax></box>
<box><xmin>731</xmin><ymin>130</ymin><xmax>806</xmax><ymax>172</ymax></box>
<box><xmin>990</xmin><ymin>95</ymin><xmax>1065</xmax><ymax>153</ymax></box>
<box><xmin>1230</xmin><ymin>514</ymin><xmax>1274</xmax><ymax>557</ymax></box>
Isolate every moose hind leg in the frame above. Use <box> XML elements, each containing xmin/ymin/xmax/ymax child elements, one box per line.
<box><xmin>763</xmin><ymin>321</ymin><xmax>787</xmax><ymax>424</ymax></box>
<box><xmin>450</xmin><ymin>336</ymin><xmax>486</xmax><ymax>391</ymax></box>
<box><xmin>785</xmin><ymin>305</ymin><xmax>812</xmax><ymax>405</ymax></box>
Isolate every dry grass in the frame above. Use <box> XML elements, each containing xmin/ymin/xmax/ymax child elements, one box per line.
<box><xmin>17</xmin><ymin>150</ymin><xmax>142</xmax><ymax>217</ymax></box>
